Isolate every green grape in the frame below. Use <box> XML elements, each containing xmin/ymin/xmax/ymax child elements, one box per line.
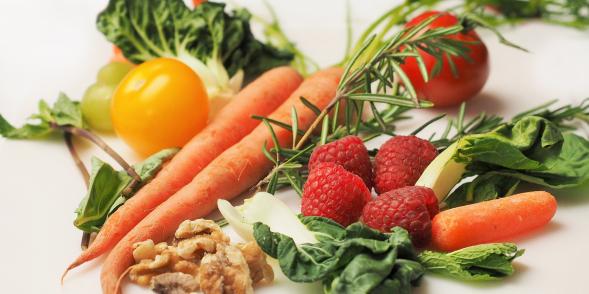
<box><xmin>96</xmin><ymin>62</ymin><xmax>133</xmax><ymax>85</ymax></box>
<box><xmin>81</xmin><ymin>83</ymin><xmax>115</xmax><ymax>132</ymax></box>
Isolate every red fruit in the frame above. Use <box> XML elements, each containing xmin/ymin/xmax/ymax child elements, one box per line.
<box><xmin>387</xmin><ymin>186</ymin><xmax>438</xmax><ymax>219</ymax></box>
<box><xmin>362</xmin><ymin>187</ymin><xmax>435</xmax><ymax>246</ymax></box>
<box><xmin>374</xmin><ymin>135</ymin><xmax>437</xmax><ymax>194</ymax></box>
<box><xmin>302</xmin><ymin>162</ymin><xmax>372</xmax><ymax>227</ymax></box>
<box><xmin>308</xmin><ymin>135</ymin><xmax>373</xmax><ymax>189</ymax></box>
<box><xmin>401</xmin><ymin>10</ymin><xmax>490</xmax><ymax>107</ymax></box>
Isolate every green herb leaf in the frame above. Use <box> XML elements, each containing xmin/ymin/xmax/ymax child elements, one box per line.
<box><xmin>52</xmin><ymin>93</ymin><xmax>85</xmax><ymax>129</ymax></box>
<box><xmin>0</xmin><ymin>114</ymin><xmax>52</xmax><ymax>139</ymax></box>
<box><xmin>419</xmin><ymin>243</ymin><xmax>524</xmax><ymax>281</ymax></box>
<box><xmin>74</xmin><ymin>158</ymin><xmax>132</xmax><ymax>232</ymax></box>
<box><xmin>74</xmin><ymin>148</ymin><xmax>178</xmax><ymax>232</ymax></box>
<box><xmin>253</xmin><ymin>217</ymin><xmax>424</xmax><ymax>294</ymax></box>
<box><xmin>0</xmin><ymin>93</ymin><xmax>83</xmax><ymax>139</ymax></box>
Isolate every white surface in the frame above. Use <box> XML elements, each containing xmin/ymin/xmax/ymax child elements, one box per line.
<box><xmin>1</xmin><ymin>0</ymin><xmax>589</xmax><ymax>293</ymax></box>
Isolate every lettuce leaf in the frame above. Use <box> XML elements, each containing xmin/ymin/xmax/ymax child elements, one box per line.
<box><xmin>443</xmin><ymin>116</ymin><xmax>589</xmax><ymax>207</ymax></box>
<box><xmin>96</xmin><ymin>0</ymin><xmax>293</xmax><ymax>100</ymax></box>
<box><xmin>253</xmin><ymin>217</ymin><xmax>424</xmax><ymax>294</ymax></box>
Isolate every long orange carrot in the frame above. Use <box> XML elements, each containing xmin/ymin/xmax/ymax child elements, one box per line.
<box><xmin>101</xmin><ymin>67</ymin><xmax>343</xmax><ymax>294</ymax></box>
<box><xmin>64</xmin><ymin>67</ymin><xmax>302</xmax><ymax>276</ymax></box>
<box><xmin>432</xmin><ymin>191</ymin><xmax>557</xmax><ymax>251</ymax></box>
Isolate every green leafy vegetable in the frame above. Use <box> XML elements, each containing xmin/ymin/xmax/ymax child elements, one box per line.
<box><xmin>419</xmin><ymin>243</ymin><xmax>524</xmax><ymax>281</ymax></box>
<box><xmin>0</xmin><ymin>93</ymin><xmax>83</xmax><ymax>139</ymax></box>
<box><xmin>97</xmin><ymin>0</ymin><xmax>294</xmax><ymax>99</ymax></box>
<box><xmin>75</xmin><ymin>148</ymin><xmax>178</xmax><ymax>232</ymax></box>
<box><xmin>444</xmin><ymin>116</ymin><xmax>589</xmax><ymax>207</ymax></box>
<box><xmin>253</xmin><ymin>217</ymin><xmax>424</xmax><ymax>294</ymax></box>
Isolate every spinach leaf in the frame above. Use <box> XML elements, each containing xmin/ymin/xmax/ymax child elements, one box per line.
<box><xmin>418</xmin><ymin>243</ymin><xmax>524</xmax><ymax>281</ymax></box>
<box><xmin>445</xmin><ymin>116</ymin><xmax>589</xmax><ymax>207</ymax></box>
<box><xmin>75</xmin><ymin>148</ymin><xmax>178</xmax><ymax>232</ymax></box>
<box><xmin>444</xmin><ymin>174</ymin><xmax>520</xmax><ymax>209</ymax></box>
<box><xmin>0</xmin><ymin>93</ymin><xmax>83</xmax><ymax>139</ymax></box>
<box><xmin>253</xmin><ymin>218</ymin><xmax>424</xmax><ymax>294</ymax></box>
<box><xmin>96</xmin><ymin>0</ymin><xmax>293</xmax><ymax>98</ymax></box>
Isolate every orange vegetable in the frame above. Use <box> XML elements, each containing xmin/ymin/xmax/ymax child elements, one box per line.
<box><xmin>63</xmin><ymin>67</ymin><xmax>303</xmax><ymax>278</ymax></box>
<box><xmin>192</xmin><ymin>0</ymin><xmax>206</xmax><ymax>7</ymax></box>
<box><xmin>101</xmin><ymin>67</ymin><xmax>343</xmax><ymax>294</ymax></box>
<box><xmin>111</xmin><ymin>46</ymin><xmax>130</xmax><ymax>64</ymax></box>
<box><xmin>432</xmin><ymin>191</ymin><xmax>557</xmax><ymax>251</ymax></box>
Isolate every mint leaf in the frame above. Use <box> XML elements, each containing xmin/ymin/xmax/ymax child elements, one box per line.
<box><xmin>0</xmin><ymin>93</ymin><xmax>84</xmax><ymax>140</ymax></box>
<box><xmin>52</xmin><ymin>93</ymin><xmax>85</xmax><ymax>128</ymax></box>
<box><xmin>418</xmin><ymin>243</ymin><xmax>524</xmax><ymax>281</ymax></box>
<box><xmin>0</xmin><ymin>114</ymin><xmax>52</xmax><ymax>139</ymax></box>
<box><xmin>74</xmin><ymin>148</ymin><xmax>178</xmax><ymax>232</ymax></box>
<box><xmin>75</xmin><ymin>158</ymin><xmax>132</xmax><ymax>232</ymax></box>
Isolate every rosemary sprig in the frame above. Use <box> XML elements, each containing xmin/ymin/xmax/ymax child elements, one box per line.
<box><xmin>256</xmin><ymin>9</ymin><xmax>476</xmax><ymax>193</ymax></box>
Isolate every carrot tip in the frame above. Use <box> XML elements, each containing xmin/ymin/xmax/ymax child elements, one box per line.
<box><xmin>115</xmin><ymin>267</ymin><xmax>133</xmax><ymax>294</ymax></box>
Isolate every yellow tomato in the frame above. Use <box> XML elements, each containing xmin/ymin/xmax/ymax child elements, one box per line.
<box><xmin>111</xmin><ymin>58</ymin><xmax>208</xmax><ymax>156</ymax></box>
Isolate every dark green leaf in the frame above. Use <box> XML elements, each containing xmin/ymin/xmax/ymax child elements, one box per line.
<box><xmin>254</xmin><ymin>218</ymin><xmax>423</xmax><ymax>294</ymax></box>
<box><xmin>444</xmin><ymin>174</ymin><xmax>520</xmax><ymax>208</ymax></box>
<box><xmin>74</xmin><ymin>158</ymin><xmax>132</xmax><ymax>232</ymax></box>
<box><xmin>97</xmin><ymin>0</ymin><xmax>293</xmax><ymax>86</ymax></box>
<box><xmin>74</xmin><ymin>148</ymin><xmax>177</xmax><ymax>232</ymax></box>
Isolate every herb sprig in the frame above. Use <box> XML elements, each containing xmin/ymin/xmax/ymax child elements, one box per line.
<box><xmin>257</xmin><ymin>10</ymin><xmax>475</xmax><ymax>193</ymax></box>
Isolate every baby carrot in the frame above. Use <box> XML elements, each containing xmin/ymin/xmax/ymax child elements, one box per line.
<box><xmin>100</xmin><ymin>67</ymin><xmax>343</xmax><ymax>294</ymax></box>
<box><xmin>63</xmin><ymin>67</ymin><xmax>302</xmax><ymax>278</ymax></box>
<box><xmin>432</xmin><ymin>191</ymin><xmax>557</xmax><ymax>251</ymax></box>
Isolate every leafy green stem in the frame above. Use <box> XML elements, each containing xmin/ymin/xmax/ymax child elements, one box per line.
<box><xmin>63</xmin><ymin>132</ymin><xmax>93</xmax><ymax>250</ymax></box>
<box><xmin>64</xmin><ymin>132</ymin><xmax>90</xmax><ymax>186</ymax></box>
<box><xmin>53</xmin><ymin>123</ymin><xmax>141</xmax><ymax>185</ymax></box>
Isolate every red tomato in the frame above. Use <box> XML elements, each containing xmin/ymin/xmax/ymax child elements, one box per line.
<box><xmin>401</xmin><ymin>11</ymin><xmax>490</xmax><ymax>107</ymax></box>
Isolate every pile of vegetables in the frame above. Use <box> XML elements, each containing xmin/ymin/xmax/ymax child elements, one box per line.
<box><xmin>1</xmin><ymin>0</ymin><xmax>589</xmax><ymax>293</ymax></box>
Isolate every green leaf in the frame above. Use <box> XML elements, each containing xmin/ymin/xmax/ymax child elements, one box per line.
<box><xmin>133</xmin><ymin>148</ymin><xmax>179</xmax><ymax>183</ymax></box>
<box><xmin>444</xmin><ymin>174</ymin><xmax>520</xmax><ymax>208</ymax></box>
<box><xmin>0</xmin><ymin>93</ymin><xmax>85</xmax><ymax>140</ymax></box>
<box><xmin>96</xmin><ymin>0</ymin><xmax>293</xmax><ymax>96</ymax></box>
<box><xmin>419</xmin><ymin>243</ymin><xmax>524</xmax><ymax>281</ymax></box>
<box><xmin>74</xmin><ymin>158</ymin><xmax>132</xmax><ymax>232</ymax></box>
<box><xmin>74</xmin><ymin>148</ymin><xmax>178</xmax><ymax>232</ymax></box>
<box><xmin>0</xmin><ymin>114</ymin><xmax>52</xmax><ymax>139</ymax></box>
<box><xmin>254</xmin><ymin>218</ymin><xmax>423</xmax><ymax>293</ymax></box>
<box><xmin>451</xmin><ymin>116</ymin><xmax>589</xmax><ymax>194</ymax></box>
<box><xmin>52</xmin><ymin>93</ymin><xmax>85</xmax><ymax>129</ymax></box>
<box><xmin>438</xmin><ymin>116</ymin><xmax>589</xmax><ymax>205</ymax></box>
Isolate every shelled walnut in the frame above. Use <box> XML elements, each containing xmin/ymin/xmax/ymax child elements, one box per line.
<box><xmin>126</xmin><ymin>219</ymin><xmax>274</xmax><ymax>294</ymax></box>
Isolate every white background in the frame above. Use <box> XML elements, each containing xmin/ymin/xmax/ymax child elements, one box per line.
<box><xmin>1</xmin><ymin>0</ymin><xmax>589</xmax><ymax>293</ymax></box>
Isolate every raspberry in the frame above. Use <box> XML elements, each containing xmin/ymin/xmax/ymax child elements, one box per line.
<box><xmin>308</xmin><ymin>135</ymin><xmax>373</xmax><ymax>189</ymax></box>
<box><xmin>361</xmin><ymin>186</ymin><xmax>438</xmax><ymax>246</ymax></box>
<box><xmin>373</xmin><ymin>135</ymin><xmax>438</xmax><ymax>194</ymax></box>
<box><xmin>302</xmin><ymin>162</ymin><xmax>372</xmax><ymax>227</ymax></box>
<box><xmin>391</xmin><ymin>186</ymin><xmax>439</xmax><ymax>218</ymax></box>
